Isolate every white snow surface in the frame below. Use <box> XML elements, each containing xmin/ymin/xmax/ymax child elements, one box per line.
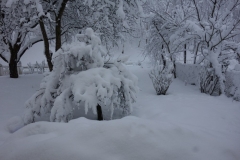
<box><xmin>0</xmin><ymin>46</ymin><xmax>240</xmax><ymax>160</ymax></box>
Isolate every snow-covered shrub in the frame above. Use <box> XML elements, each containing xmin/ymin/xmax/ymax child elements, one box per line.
<box><xmin>233</xmin><ymin>88</ymin><xmax>240</xmax><ymax>101</ymax></box>
<box><xmin>24</xmin><ymin>28</ymin><xmax>138</xmax><ymax>124</ymax></box>
<box><xmin>175</xmin><ymin>63</ymin><xmax>220</xmax><ymax>95</ymax></box>
<box><xmin>199</xmin><ymin>67</ymin><xmax>221</xmax><ymax>96</ymax></box>
<box><xmin>149</xmin><ymin>62</ymin><xmax>173</xmax><ymax>95</ymax></box>
<box><xmin>225</xmin><ymin>71</ymin><xmax>240</xmax><ymax>101</ymax></box>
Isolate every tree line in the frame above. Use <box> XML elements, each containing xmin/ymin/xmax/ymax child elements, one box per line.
<box><xmin>0</xmin><ymin>0</ymin><xmax>144</xmax><ymax>78</ymax></box>
<box><xmin>1</xmin><ymin>0</ymin><xmax>240</xmax><ymax>88</ymax></box>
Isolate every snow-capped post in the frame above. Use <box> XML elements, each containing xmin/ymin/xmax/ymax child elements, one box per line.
<box><xmin>24</xmin><ymin>28</ymin><xmax>138</xmax><ymax>124</ymax></box>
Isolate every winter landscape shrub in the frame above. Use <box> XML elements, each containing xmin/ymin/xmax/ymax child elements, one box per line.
<box><xmin>149</xmin><ymin>62</ymin><xmax>173</xmax><ymax>95</ymax></box>
<box><xmin>199</xmin><ymin>67</ymin><xmax>221</xmax><ymax>96</ymax></box>
<box><xmin>24</xmin><ymin>28</ymin><xmax>138</xmax><ymax>124</ymax></box>
<box><xmin>176</xmin><ymin>62</ymin><xmax>240</xmax><ymax>99</ymax></box>
<box><xmin>225</xmin><ymin>71</ymin><xmax>240</xmax><ymax>101</ymax></box>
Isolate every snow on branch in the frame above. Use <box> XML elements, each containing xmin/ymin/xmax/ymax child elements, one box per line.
<box><xmin>24</xmin><ymin>28</ymin><xmax>138</xmax><ymax>124</ymax></box>
<box><xmin>17</xmin><ymin>34</ymin><xmax>55</xmax><ymax>61</ymax></box>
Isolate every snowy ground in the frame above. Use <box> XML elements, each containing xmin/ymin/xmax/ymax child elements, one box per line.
<box><xmin>0</xmin><ymin>46</ymin><xmax>240</xmax><ymax>160</ymax></box>
<box><xmin>0</xmin><ymin>74</ymin><xmax>43</xmax><ymax>144</ymax></box>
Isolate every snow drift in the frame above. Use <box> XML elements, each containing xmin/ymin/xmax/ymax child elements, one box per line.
<box><xmin>1</xmin><ymin>116</ymin><xmax>239</xmax><ymax>160</ymax></box>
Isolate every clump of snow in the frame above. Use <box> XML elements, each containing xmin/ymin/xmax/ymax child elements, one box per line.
<box><xmin>116</xmin><ymin>0</ymin><xmax>125</xmax><ymax>19</ymax></box>
<box><xmin>5</xmin><ymin>0</ymin><xmax>16</xmax><ymax>7</ymax></box>
<box><xmin>84</xmin><ymin>0</ymin><xmax>92</xmax><ymax>6</ymax></box>
<box><xmin>6</xmin><ymin>0</ymin><xmax>44</xmax><ymax>17</ymax></box>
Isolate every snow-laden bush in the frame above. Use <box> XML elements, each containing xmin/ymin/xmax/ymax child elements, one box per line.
<box><xmin>225</xmin><ymin>71</ymin><xmax>240</xmax><ymax>101</ymax></box>
<box><xmin>199</xmin><ymin>67</ymin><xmax>221</xmax><ymax>96</ymax></box>
<box><xmin>149</xmin><ymin>62</ymin><xmax>173</xmax><ymax>95</ymax></box>
<box><xmin>24</xmin><ymin>28</ymin><xmax>138</xmax><ymax>124</ymax></box>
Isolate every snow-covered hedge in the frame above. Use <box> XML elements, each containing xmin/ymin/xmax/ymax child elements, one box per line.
<box><xmin>24</xmin><ymin>28</ymin><xmax>138</xmax><ymax>124</ymax></box>
<box><xmin>176</xmin><ymin>62</ymin><xmax>240</xmax><ymax>99</ymax></box>
<box><xmin>175</xmin><ymin>63</ymin><xmax>203</xmax><ymax>85</ymax></box>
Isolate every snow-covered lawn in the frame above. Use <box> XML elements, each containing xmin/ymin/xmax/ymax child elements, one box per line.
<box><xmin>0</xmin><ymin>74</ymin><xmax>43</xmax><ymax>143</ymax></box>
<box><xmin>0</xmin><ymin>64</ymin><xmax>240</xmax><ymax>160</ymax></box>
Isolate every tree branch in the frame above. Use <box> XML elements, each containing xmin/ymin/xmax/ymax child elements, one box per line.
<box><xmin>0</xmin><ymin>53</ymin><xmax>8</xmax><ymax>63</ymax></box>
<box><xmin>17</xmin><ymin>35</ymin><xmax>56</xmax><ymax>61</ymax></box>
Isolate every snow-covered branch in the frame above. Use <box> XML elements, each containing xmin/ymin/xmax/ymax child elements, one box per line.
<box><xmin>24</xmin><ymin>28</ymin><xmax>138</xmax><ymax>124</ymax></box>
<box><xmin>17</xmin><ymin>34</ymin><xmax>56</xmax><ymax>61</ymax></box>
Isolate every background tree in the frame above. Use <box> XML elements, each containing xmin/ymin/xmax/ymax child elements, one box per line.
<box><xmin>61</xmin><ymin>0</ymin><xmax>146</xmax><ymax>53</ymax></box>
<box><xmin>0</xmin><ymin>0</ymin><xmax>48</xmax><ymax>78</ymax></box>
<box><xmin>144</xmin><ymin>0</ymin><xmax>240</xmax><ymax>94</ymax></box>
<box><xmin>144</xmin><ymin>0</ymin><xmax>194</xmax><ymax>78</ymax></box>
<box><xmin>37</xmin><ymin>0</ymin><xmax>146</xmax><ymax>71</ymax></box>
<box><xmin>190</xmin><ymin>0</ymin><xmax>240</xmax><ymax>93</ymax></box>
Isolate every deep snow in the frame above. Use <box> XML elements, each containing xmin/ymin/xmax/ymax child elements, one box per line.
<box><xmin>0</xmin><ymin>46</ymin><xmax>240</xmax><ymax>160</ymax></box>
<box><xmin>0</xmin><ymin>74</ymin><xmax>43</xmax><ymax>143</ymax></box>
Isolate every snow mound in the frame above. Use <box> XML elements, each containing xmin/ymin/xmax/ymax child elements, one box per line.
<box><xmin>5</xmin><ymin>116</ymin><xmax>24</xmax><ymax>133</ymax></box>
<box><xmin>0</xmin><ymin>116</ymin><xmax>239</xmax><ymax>160</ymax></box>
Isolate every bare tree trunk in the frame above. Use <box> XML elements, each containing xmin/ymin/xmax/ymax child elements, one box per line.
<box><xmin>122</xmin><ymin>43</ymin><xmax>124</xmax><ymax>54</ymax></box>
<box><xmin>9</xmin><ymin>52</ymin><xmax>18</xmax><ymax>78</ymax></box>
<box><xmin>236</xmin><ymin>52</ymin><xmax>240</xmax><ymax>63</ymax></box>
<box><xmin>55</xmin><ymin>0</ymin><xmax>68</xmax><ymax>52</ymax></box>
<box><xmin>161</xmin><ymin>54</ymin><xmax>166</xmax><ymax>67</ymax></box>
<box><xmin>9</xmin><ymin>41</ymin><xmax>21</xmax><ymax>78</ymax></box>
<box><xmin>39</xmin><ymin>18</ymin><xmax>53</xmax><ymax>71</ymax></box>
<box><xmin>173</xmin><ymin>62</ymin><xmax>176</xmax><ymax>78</ymax></box>
<box><xmin>193</xmin><ymin>42</ymin><xmax>200</xmax><ymax>64</ymax></box>
<box><xmin>97</xmin><ymin>104</ymin><xmax>103</xmax><ymax>121</ymax></box>
<box><xmin>184</xmin><ymin>44</ymin><xmax>187</xmax><ymax>64</ymax></box>
<box><xmin>55</xmin><ymin>20</ymin><xmax>62</xmax><ymax>52</ymax></box>
<box><xmin>170</xmin><ymin>54</ymin><xmax>177</xmax><ymax>78</ymax></box>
